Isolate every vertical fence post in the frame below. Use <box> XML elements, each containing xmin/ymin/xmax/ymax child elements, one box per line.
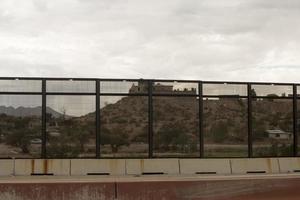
<box><xmin>247</xmin><ymin>83</ymin><xmax>253</xmax><ymax>158</ymax></box>
<box><xmin>198</xmin><ymin>81</ymin><xmax>204</xmax><ymax>158</ymax></box>
<box><xmin>96</xmin><ymin>80</ymin><xmax>100</xmax><ymax>158</ymax></box>
<box><xmin>293</xmin><ymin>84</ymin><xmax>298</xmax><ymax>157</ymax></box>
<box><xmin>148</xmin><ymin>80</ymin><xmax>153</xmax><ymax>158</ymax></box>
<box><xmin>41</xmin><ymin>79</ymin><xmax>47</xmax><ymax>158</ymax></box>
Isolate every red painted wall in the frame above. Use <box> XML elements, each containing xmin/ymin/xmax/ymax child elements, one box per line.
<box><xmin>1</xmin><ymin>178</ymin><xmax>300</xmax><ymax>200</ymax></box>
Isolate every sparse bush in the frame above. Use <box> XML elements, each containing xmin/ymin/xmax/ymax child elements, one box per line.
<box><xmin>101</xmin><ymin>126</ymin><xmax>130</xmax><ymax>153</ymax></box>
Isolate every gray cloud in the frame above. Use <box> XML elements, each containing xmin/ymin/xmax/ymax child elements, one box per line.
<box><xmin>0</xmin><ymin>0</ymin><xmax>299</xmax><ymax>82</ymax></box>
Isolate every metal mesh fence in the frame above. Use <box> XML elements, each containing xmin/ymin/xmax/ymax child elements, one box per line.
<box><xmin>0</xmin><ymin>78</ymin><xmax>298</xmax><ymax>158</ymax></box>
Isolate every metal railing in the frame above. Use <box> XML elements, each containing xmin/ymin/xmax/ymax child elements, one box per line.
<box><xmin>0</xmin><ymin>77</ymin><xmax>298</xmax><ymax>159</ymax></box>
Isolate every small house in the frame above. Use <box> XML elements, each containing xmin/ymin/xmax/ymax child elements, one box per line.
<box><xmin>266</xmin><ymin>129</ymin><xmax>292</xmax><ymax>140</ymax></box>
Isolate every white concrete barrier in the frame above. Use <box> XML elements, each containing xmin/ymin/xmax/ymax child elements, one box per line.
<box><xmin>14</xmin><ymin>159</ymin><xmax>70</xmax><ymax>176</ymax></box>
<box><xmin>126</xmin><ymin>159</ymin><xmax>142</xmax><ymax>175</ymax></box>
<box><xmin>7</xmin><ymin>158</ymin><xmax>299</xmax><ymax>177</ymax></box>
<box><xmin>126</xmin><ymin>159</ymin><xmax>179</xmax><ymax>175</ymax></box>
<box><xmin>70</xmin><ymin>159</ymin><xmax>125</xmax><ymax>175</ymax></box>
<box><xmin>230</xmin><ymin>158</ymin><xmax>279</xmax><ymax>174</ymax></box>
<box><xmin>179</xmin><ymin>159</ymin><xmax>231</xmax><ymax>175</ymax></box>
<box><xmin>0</xmin><ymin>159</ymin><xmax>14</xmax><ymax>176</ymax></box>
<box><xmin>278</xmin><ymin>158</ymin><xmax>300</xmax><ymax>173</ymax></box>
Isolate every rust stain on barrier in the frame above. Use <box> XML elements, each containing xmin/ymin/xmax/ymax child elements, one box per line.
<box><xmin>43</xmin><ymin>160</ymin><xmax>48</xmax><ymax>174</ymax></box>
<box><xmin>110</xmin><ymin>160</ymin><xmax>116</xmax><ymax>174</ymax></box>
<box><xmin>140</xmin><ymin>159</ymin><xmax>144</xmax><ymax>173</ymax></box>
<box><xmin>266</xmin><ymin>159</ymin><xmax>271</xmax><ymax>173</ymax></box>
<box><xmin>296</xmin><ymin>158</ymin><xmax>300</xmax><ymax>170</ymax></box>
<box><xmin>31</xmin><ymin>160</ymin><xmax>35</xmax><ymax>174</ymax></box>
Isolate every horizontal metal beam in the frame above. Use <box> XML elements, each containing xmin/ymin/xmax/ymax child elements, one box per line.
<box><xmin>0</xmin><ymin>77</ymin><xmax>299</xmax><ymax>85</ymax></box>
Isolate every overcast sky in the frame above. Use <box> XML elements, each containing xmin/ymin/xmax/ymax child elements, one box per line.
<box><xmin>0</xmin><ymin>0</ymin><xmax>299</xmax><ymax>82</ymax></box>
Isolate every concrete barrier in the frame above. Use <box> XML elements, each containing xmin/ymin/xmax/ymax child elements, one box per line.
<box><xmin>5</xmin><ymin>158</ymin><xmax>299</xmax><ymax>177</ymax></box>
<box><xmin>278</xmin><ymin>158</ymin><xmax>300</xmax><ymax>173</ymax></box>
<box><xmin>230</xmin><ymin>158</ymin><xmax>279</xmax><ymax>174</ymax></box>
<box><xmin>179</xmin><ymin>159</ymin><xmax>231</xmax><ymax>175</ymax></box>
<box><xmin>0</xmin><ymin>159</ymin><xmax>13</xmax><ymax>176</ymax></box>
<box><xmin>70</xmin><ymin>159</ymin><xmax>125</xmax><ymax>175</ymax></box>
<box><xmin>126</xmin><ymin>159</ymin><xmax>142</xmax><ymax>175</ymax></box>
<box><xmin>126</xmin><ymin>159</ymin><xmax>179</xmax><ymax>175</ymax></box>
<box><xmin>14</xmin><ymin>159</ymin><xmax>70</xmax><ymax>176</ymax></box>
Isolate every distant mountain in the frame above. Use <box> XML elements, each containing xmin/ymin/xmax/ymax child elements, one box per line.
<box><xmin>0</xmin><ymin>106</ymin><xmax>65</xmax><ymax>118</ymax></box>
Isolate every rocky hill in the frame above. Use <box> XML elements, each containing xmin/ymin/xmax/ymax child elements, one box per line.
<box><xmin>95</xmin><ymin>97</ymin><xmax>293</xmax><ymax>144</ymax></box>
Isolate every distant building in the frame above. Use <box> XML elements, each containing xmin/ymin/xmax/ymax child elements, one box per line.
<box><xmin>152</xmin><ymin>83</ymin><xmax>174</xmax><ymax>93</ymax></box>
<box><xmin>129</xmin><ymin>81</ymin><xmax>149</xmax><ymax>93</ymax></box>
<box><xmin>48</xmin><ymin>131</ymin><xmax>60</xmax><ymax>137</ymax></box>
<box><xmin>266</xmin><ymin>129</ymin><xmax>292</xmax><ymax>140</ymax></box>
<box><xmin>47</xmin><ymin>122</ymin><xmax>61</xmax><ymax>137</ymax></box>
<box><xmin>129</xmin><ymin>81</ymin><xmax>197</xmax><ymax>95</ymax></box>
